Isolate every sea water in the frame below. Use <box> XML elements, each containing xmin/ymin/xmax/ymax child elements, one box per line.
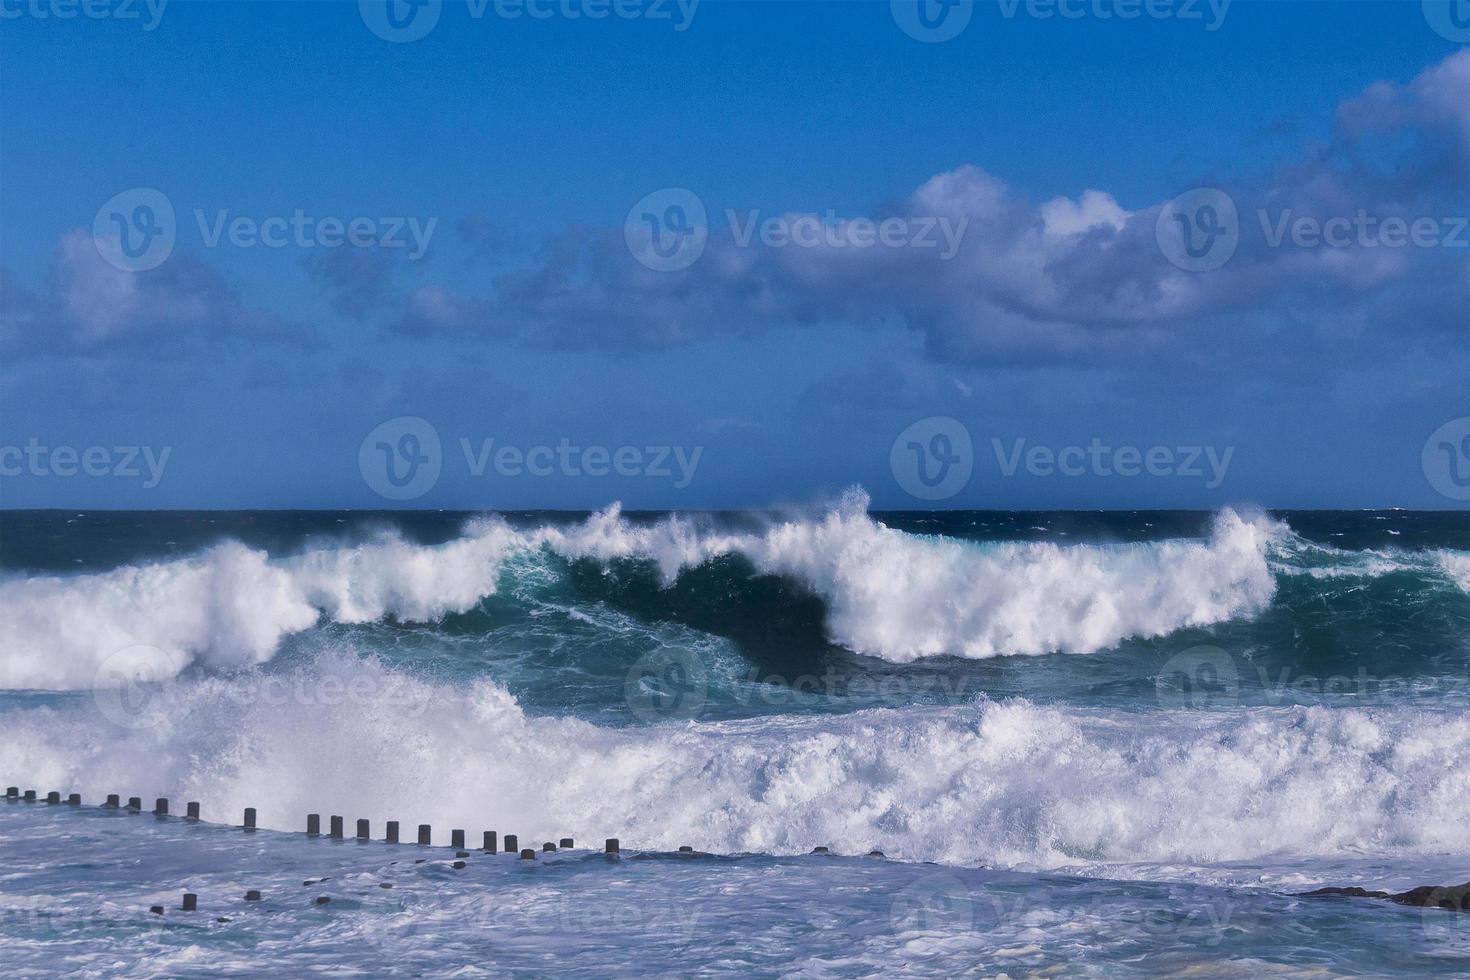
<box><xmin>1</xmin><ymin>492</ymin><xmax>1467</xmax><ymax>975</ymax></box>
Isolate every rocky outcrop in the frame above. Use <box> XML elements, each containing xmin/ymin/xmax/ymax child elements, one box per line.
<box><xmin>1301</xmin><ymin>882</ymin><xmax>1470</xmax><ymax>912</ymax></box>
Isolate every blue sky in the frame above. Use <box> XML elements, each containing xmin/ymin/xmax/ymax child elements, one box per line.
<box><xmin>1</xmin><ymin>0</ymin><xmax>1467</xmax><ymax>510</ymax></box>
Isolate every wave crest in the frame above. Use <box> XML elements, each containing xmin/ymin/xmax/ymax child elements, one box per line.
<box><xmin>0</xmin><ymin>494</ymin><xmax>1284</xmax><ymax>689</ymax></box>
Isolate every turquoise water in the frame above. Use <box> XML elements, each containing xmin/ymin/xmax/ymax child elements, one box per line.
<box><xmin>1</xmin><ymin>501</ymin><xmax>1467</xmax><ymax>974</ymax></box>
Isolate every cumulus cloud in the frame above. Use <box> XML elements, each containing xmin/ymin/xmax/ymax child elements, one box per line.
<box><xmin>391</xmin><ymin>50</ymin><xmax>1467</xmax><ymax>366</ymax></box>
<box><xmin>305</xmin><ymin>246</ymin><xmax>399</xmax><ymax>322</ymax></box>
<box><xmin>390</xmin><ymin>284</ymin><xmax>500</xmax><ymax>337</ymax></box>
<box><xmin>1339</xmin><ymin>48</ymin><xmax>1470</xmax><ymax>158</ymax></box>
<box><xmin>2</xmin><ymin>229</ymin><xmax>308</xmax><ymax>357</ymax></box>
<box><xmin>1040</xmin><ymin>190</ymin><xmax>1131</xmax><ymax>237</ymax></box>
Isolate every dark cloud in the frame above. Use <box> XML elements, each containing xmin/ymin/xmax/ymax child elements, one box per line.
<box><xmin>389</xmin><ymin>284</ymin><xmax>502</xmax><ymax>338</ymax></box>
<box><xmin>1</xmin><ymin>230</ymin><xmax>311</xmax><ymax>359</ymax></box>
<box><xmin>455</xmin><ymin>215</ymin><xmax>514</xmax><ymax>263</ymax></box>
<box><xmin>305</xmin><ymin>246</ymin><xmax>400</xmax><ymax>322</ymax></box>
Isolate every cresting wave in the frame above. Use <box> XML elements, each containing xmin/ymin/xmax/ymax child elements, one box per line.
<box><xmin>5</xmin><ymin>493</ymin><xmax>1466</xmax><ymax>691</ymax></box>
<box><xmin>0</xmin><ymin>525</ymin><xmax>526</xmax><ymax>690</ymax></box>
<box><xmin>0</xmin><ymin>492</ymin><xmax>1287</xmax><ymax>690</ymax></box>
<box><xmin>3</xmin><ymin>650</ymin><xmax>1467</xmax><ymax>882</ymax></box>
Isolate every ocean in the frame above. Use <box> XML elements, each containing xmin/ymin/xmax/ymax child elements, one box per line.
<box><xmin>2</xmin><ymin>493</ymin><xmax>1468</xmax><ymax>976</ymax></box>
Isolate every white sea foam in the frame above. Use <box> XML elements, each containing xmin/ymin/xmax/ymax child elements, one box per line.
<box><xmin>0</xmin><ymin>525</ymin><xmax>521</xmax><ymax>690</ymax></box>
<box><xmin>739</xmin><ymin>493</ymin><xmax>1279</xmax><ymax>661</ymax></box>
<box><xmin>1272</xmin><ymin>537</ymin><xmax>1470</xmax><ymax>594</ymax></box>
<box><xmin>1437</xmin><ymin>550</ymin><xmax>1470</xmax><ymax>594</ymax></box>
<box><xmin>3</xmin><ymin>651</ymin><xmax>1465</xmax><ymax>879</ymax></box>
<box><xmin>0</xmin><ymin>493</ymin><xmax>1290</xmax><ymax>688</ymax></box>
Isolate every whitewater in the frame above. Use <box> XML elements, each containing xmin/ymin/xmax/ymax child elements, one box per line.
<box><xmin>0</xmin><ymin>491</ymin><xmax>1295</xmax><ymax>689</ymax></box>
<box><xmin>2</xmin><ymin>497</ymin><xmax>1468</xmax><ymax>975</ymax></box>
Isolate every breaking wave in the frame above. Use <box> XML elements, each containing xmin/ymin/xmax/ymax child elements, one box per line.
<box><xmin>4</xmin><ymin>490</ymin><xmax>1464</xmax><ymax>691</ymax></box>
<box><xmin>3</xmin><ymin>650</ymin><xmax>1465</xmax><ymax>881</ymax></box>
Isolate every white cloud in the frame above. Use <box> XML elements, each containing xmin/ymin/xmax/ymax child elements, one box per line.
<box><xmin>1041</xmin><ymin>190</ymin><xmax>1131</xmax><ymax>237</ymax></box>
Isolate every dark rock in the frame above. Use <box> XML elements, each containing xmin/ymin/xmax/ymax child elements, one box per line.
<box><xmin>1299</xmin><ymin>881</ymin><xmax>1470</xmax><ymax>912</ymax></box>
<box><xmin>1300</xmin><ymin>886</ymin><xmax>1391</xmax><ymax>900</ymax></box>
<box><xmin>1391</xmin><ymin>883</ymin><xmax>1470</xmax><ymax>911</ymax></box>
